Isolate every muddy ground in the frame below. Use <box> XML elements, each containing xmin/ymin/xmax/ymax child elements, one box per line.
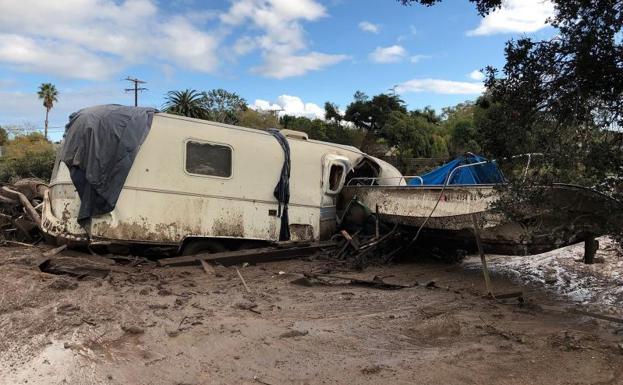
<box><xmin>1</xmin><ymin>240</ymin><xmax>622</xmax><ymax>385</ymax></box>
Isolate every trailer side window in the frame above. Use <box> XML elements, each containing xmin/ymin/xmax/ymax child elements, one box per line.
<box><xmin>185</xmin><ymin>141</ymin><xmax>232</xmax><ymax>178</ymax></box>
<box><xmin>328</xmin><ymin>164</ymin><xmax>345</xmax><ymax>192</ymax></box>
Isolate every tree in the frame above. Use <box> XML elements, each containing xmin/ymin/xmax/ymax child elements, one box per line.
<box><xmin>398</xmin><ymin>0</ymin><xmax>623</xmax><ymax>180</ymax></box>
<box><xmin>440</xmin><ymin>102</ymin><xmax>482</xmax><ymax>156</ymax></box>
<box><xmin>163</xmin><ymin>89</ymin><xmax>206</xmax><ymax>119</ymax></box>
<box><xmin>236</xmin><ymin>109</ymin><xmax>280</xmax><ymax>130</ymax></box>
<box><xmin>279</xmin><ymin>115</ymin><xmax>364</xmax><ymax>148</ymax></box>
<box><xmin>0</xmin><ymin>132</ymin><xmax>56</xmax><ymax>182</ymax></box>
<box><xmin>0</xmin><ymin>126</ymin><xmax>8</xmax><ymax>146</ymax></box>
<box><xmin>37</xmin><ymin>83</ymin><xmax>58</xmax><ymax>140</ymax></box>
<box><xmin>202</xmin><ymin>89</ymin><xmax>247</xmax><ymax>125</ymax></box>
<box><xmin>344</xmin><ymin>93</ymin><xmax>407</xmax><ymax>133</ymax></box>
<box><xmin>324</xmin><ymin>102</ymin><xmax>342</xmax><ymax>123</ymax></box>
<box><xmin>344</xmin><ymin>92</ymin><xmax>407</xmax><ymax>155</ymax></box>
<box><xmin>399</xmin><ymin>0</ymin><xmax>623</xmax><ymax>245</ymax></box>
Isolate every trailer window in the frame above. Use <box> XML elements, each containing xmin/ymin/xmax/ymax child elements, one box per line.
<box><xmin>328</xmin><ymin>164</ymin><xmax>345</xmax><ymax>192</ymax></box>
<box><xmin>185</xmin><ymin>141</ymin><xmax>232</xmax><ymax>178</ymax></box>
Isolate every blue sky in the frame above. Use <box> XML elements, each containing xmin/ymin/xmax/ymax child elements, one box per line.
<box><xmin>0</xmin><ymin>0</ymin><xmax>555</xmax><ymax>140</ymax></box>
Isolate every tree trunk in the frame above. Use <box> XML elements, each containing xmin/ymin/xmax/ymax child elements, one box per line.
<box><xmin>44</xmin><ymin>107</ymin><xmax>49</xmax><ymax>140</ymax></box>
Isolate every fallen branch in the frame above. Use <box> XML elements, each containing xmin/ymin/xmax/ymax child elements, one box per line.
<box><xmin>1</xmin><ymin>186</ymin><xmax>41</xmax><ymax>227</ymax></box>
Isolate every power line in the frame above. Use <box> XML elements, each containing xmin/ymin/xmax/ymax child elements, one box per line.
<box><xmin>124</xmin><ymin>76</ymin><xmax>147</xmax><ymax>107</ymax></box>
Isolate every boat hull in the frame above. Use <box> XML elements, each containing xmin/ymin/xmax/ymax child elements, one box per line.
<box><xmin>340</xmin><ymin>184</ymin><xmax>619</xmax><ymax>255</ymax></box>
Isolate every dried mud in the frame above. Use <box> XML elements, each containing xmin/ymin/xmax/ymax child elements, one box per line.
<box><xmin>0</xmin><ymin>240</ymin><xmax>622</xmax><ymax>385</ymax></box>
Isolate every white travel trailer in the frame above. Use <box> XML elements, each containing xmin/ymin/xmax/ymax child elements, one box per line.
<box><xmin>41</xmin><ymin>109</ymin><xmax>402</xmax><ymax>253</ymax></box>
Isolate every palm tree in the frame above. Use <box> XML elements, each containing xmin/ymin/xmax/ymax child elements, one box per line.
<box><xmin>163</xmin><ymin>89</ymin><xmax>206</xmax><ymax>119</ymax></box>
<box><xmin>37</xmin><ymin>83</ymin><xmax>58</xmax><ymax>140</ymax></box>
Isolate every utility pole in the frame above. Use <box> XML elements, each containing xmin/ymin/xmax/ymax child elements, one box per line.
<box><xmin>124</xmin><ymin>77</ymin><xmax>147</xmax><ymax>106</ymax></box>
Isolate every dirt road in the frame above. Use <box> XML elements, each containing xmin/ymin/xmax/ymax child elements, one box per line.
<box><xmin>0</xmin><ymin>242</ymin><xmax>622</xmax><ymax>385</ymax></box>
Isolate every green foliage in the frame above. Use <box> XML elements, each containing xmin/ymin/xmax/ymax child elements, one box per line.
<box><xmin>441</xmin><ymin>102</ymin><xmax>482</xmax><ymax>156</ymax></box>
<box><xmin>400</xmin><ymin>0</ymin><xmax>623</xmax><ymax>245</ymax></box>
<box><xmin>0</xmin><ymin>126</ymin><xmax>8</xmax><ymax>146</ymax></box>
<box><xmin>236</xmin><ymin>109</ymin><xmax>280</xmax><ymax>130</ymax></box>
<box><xmin>381</xmin><ymin>110</ymin><xmax>449</xmax><ymax>172</ymax></box>
<box><xmin>0</xmin><ymin>132</ymin><xmax>56</xmax><ymax>182</ymax></box>
<box><xmin>279</xmin><ymin>115</ymin><xmax>364</xmax><ymax>147</ymax></box>
<box><xmin>344</xmin><ymin>92</ymin><xmax>407</xmax><ymax>133</ymax></box>
<box><xmin>202</xmin><ymin>89</ymin><xmax>247</xmax><ymax>125</ymax></box>
<box><xmin>37</xmin><ymin>83</ymin><xmax>58</xmax><ymax>110</ymax></box>
<box><xmin>164</xmin><ymin>89</ymin><xmax>247</xmax><ymax>124</ymax></box>
<box><xmin>163</xmin><ymin>89</ymin><xmax>206</xmax><ymax>119</ymax></box>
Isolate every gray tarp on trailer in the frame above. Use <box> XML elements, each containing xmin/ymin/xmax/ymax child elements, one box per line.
<box><xmin>60</xmin><ymin>104</ymin><xmax>157</xmax><ymax>225</ymax></box>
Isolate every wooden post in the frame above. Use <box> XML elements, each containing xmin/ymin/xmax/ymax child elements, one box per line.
<box><xmin>375</xmin><ymin>204</ymin><xmax>380</xmax><ymax>240</ymax></box>
<box><xmin>583</xmin><ymin>237</ymin><xmax>598</xmax><ymax>264</ymax></box>
<box><xmin>471</xmin><ymin>214</ymin><xmax>493</xmax><ymax>296</ymax></box>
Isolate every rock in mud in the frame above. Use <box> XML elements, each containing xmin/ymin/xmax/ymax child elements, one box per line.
<box><xmin>121</xmin><ymin>325</ymin><xmax>145</xmax><ymax>334</ymax></box>
<box><xmin>48</xmin><ymin>277</ymin><xmax>78</xmax><ymax>291</ymax></box>
<box><xmin>279</xmin><ymin>329</ymin><xmax>308</xmax><ymax>338</ymax></box>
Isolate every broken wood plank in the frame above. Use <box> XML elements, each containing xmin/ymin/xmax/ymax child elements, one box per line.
<box><xmin>340</xmin><ymin>230</ymin><xmax>360</xmax><ymax>250</ymax></box>
<box><xmin>42</xmin><ymin>244</ymin><xmax>68</xmax><ymax>258</ymax></box>
<box><xmin>39</xmin><ymin>255</ymin><xmax>122</xmax><ymax>279</ymax></box>
<box><xmin>157</xmin><ymin>241</ymin><xmax>336</xmax><ymax>267</ymax></box>
<box><xmin>307</xmin><ymin>273</ymin><xmax>415</xmax><ymax>290</ymax></box>
<box><xmin>272</xmin><ymin>240</ymin><xmax>312</xmax><ymax>249</ymax></box>
<box><xmin>199</xmin><ymin>259</ymin><xmax>215</xmax><ymax>275</ymax></box>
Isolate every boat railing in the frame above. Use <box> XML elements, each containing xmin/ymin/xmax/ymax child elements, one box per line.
<box><xmin>345</xmin><ymin>153</ymin><xmax>544</xmax><ymax>187</ymax></box>
<box><xmin>442</xmin><ymin>153</ymin><xmax>544</xmax><ymax>184</ymax></box>
<box><xmin>346</xmin><ymin>175</ymin><xmax>424</xmax><ymax>186</ymax></box>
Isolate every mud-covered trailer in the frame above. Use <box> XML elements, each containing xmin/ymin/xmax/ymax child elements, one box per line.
<box><xmin>42</xmin><ymin>105</ymin><xmax>401</xmax><ymax>252</ymax></box>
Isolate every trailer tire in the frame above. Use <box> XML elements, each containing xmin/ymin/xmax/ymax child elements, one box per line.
<box><xmin>181</xmin><ymin>239</ymin><xmax>227</xmax><ymax>256</ymax></box>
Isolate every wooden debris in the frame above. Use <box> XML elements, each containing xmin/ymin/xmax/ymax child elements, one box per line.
<box><xmin>157</xmin><ymin>241</ymin><xmax>336</xmax><ymax>267</ymax></box>
<box><xmin>2</xmin><ymin>240</ymin><xmax>40</xmax><ymax>248</ymax></box>
<box><xmin>305</xmin><ymin>273</ymin><xmax>415</xmax><ymax>290</ymax></box>
<box><xmin>583</xmin><ymin>237</ymin><xmax>599</xmax><ymax>264</ymax></box>
<box><xmin>199</xmin><ymin>259</ymin><xmax>215</xmax><ymax>275</ymax></box>
<box><xmin>471</xmin><ymin>214</ymin><xmax>493</xmax><ymax>296</ymax></box>
<box><xmin>1</xmin><ymin>186</ymin><xmax>42</xmax><ymax>227</ymax></box>
<box><xmin>235</xmin><ymin>267</ymin><xmax>251</xmax><ymax>293</ymax></box>
<box><xmin>42</xmin><ymin>244</ymin><xmax>68</xmax><ymax>258</ymax></box>
<box><xmin>39</xmin><ymin>255</ymin><xmax>121</xmax><ymax>279</ymax></box>
<box><xmin>340</xmin><ymin>230</ymin><xmax>360</xmax><ymax>251</ymax></box>
<box><xmin>570</xmin><ymin>309</ymin><xmax>623</xmax><ymax>325</ymax></box>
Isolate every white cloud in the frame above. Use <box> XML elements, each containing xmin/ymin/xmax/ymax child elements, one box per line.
<box><xmin>410</xmin><ymin>54</ymin><xmax>431</xmax><ymax>64</ymax></box>
<box><xmin>0</xmin><ymin>0</ymin><xmax>345</xmax><ymax>80</ymax></box>
<box><xmin>252</xmin><ymin>52</ymin><xmax>348</xmax><ymax>79</ymax></box>
<box><xmin>0</xmin><ymin>86</ymin><xmax>127</xmax><ymax>139</ymax></box>
<box><xmin>369</xmin><ymin>45</ymin><xmax>407</xmax><ymax>63</ymax></box>
<box><xmin>222</xmin><ymin>0</ymin><xmax>345</xmax><ymax>78</ymax></box>
<box><xmin>359</xmin><ymin>21</ymin><xmax>380</xmax><ymax>34</ymax></box>
<box><xmin>396</xmin><ymin>78</ymin><xmax>485</xmax><ymax>95</ymax></box>
<box><xmin>397</xmin><ymin>25</ymin><xmax>418</xmax><ymax>42</ymax></box>
<box><xmin>468</xmin><ymin>70</ymin><xmax>485</xmax><ymax>81</ymax></box>
<box><xmin>467</xmin><ymin>0</ymin><xmax>555</xmax><ymax>36</ymax></box>
<box><xmin>251</xmin><ymin>95</ymin><xmax>325</xmax><ymax>119</ymax></box>
<box><xmin>0</xmin><ymin>0</ymin><xmax>219</xmax><ymax>80</ymax></box>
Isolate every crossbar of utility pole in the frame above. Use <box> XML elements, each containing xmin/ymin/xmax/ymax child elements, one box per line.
<box><xmin>124</xmin><ymin>76</ymin><xmax>147</xmax><ymax>106</ymax></box>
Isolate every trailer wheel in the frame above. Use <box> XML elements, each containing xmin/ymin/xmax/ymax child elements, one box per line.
<box><xmin>182</xmin><ymin>239</ymin><xmax>227</xmax><ymax>256</ymax></box>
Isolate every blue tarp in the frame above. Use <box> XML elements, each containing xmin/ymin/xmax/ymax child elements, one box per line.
<box><xmin>408</xmin><ymin>153</ymin><xmax>505</xmax><ymax>186</ymax></box>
